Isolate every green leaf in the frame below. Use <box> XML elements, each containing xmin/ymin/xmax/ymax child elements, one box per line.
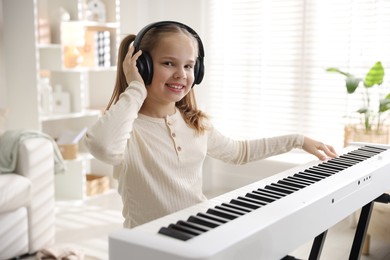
<box><xmin>379</xmin><ymin>97</ymin><xmax>390</xmax><ymax>112</ymax></box>
<box><xmin>357</xmin><ymin>107</ymin><xmax>368</xmax><ymax>114</ymax></box>
<box><xmin>364</xmin><ymin>61</ymin><xmax>384</xmax><ymax>87</ymax></box>
<box><xmin>326</xmin><ymin>67</ymin><xmax>353</xmax><ymax>77</ymax></box>
<box><xmin>345</xmin><ymin>77</ymin><xmax>361</xmax><ymax>93</ymax></box>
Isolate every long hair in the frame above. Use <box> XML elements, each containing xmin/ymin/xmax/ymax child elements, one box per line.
<box><xmin>106</xmin><ymin>24</ymin><xmax>208</xmax><ymax>134</ymax></box>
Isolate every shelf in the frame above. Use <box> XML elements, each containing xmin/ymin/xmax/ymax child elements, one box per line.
<box><xmin>40</xmin><ymin>109</ymin><xmax>101</xmax><ymax>122</ymax></box>
<box><xmin>62</xmin><ymin>20</ymin><xmax>119</xmax><ymax>30</ymax></box>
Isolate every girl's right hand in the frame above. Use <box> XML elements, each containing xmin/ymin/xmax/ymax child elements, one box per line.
<box><xmin>123</xmin><ymin>45</ymin><xmax>144</xmax><ymax>85</ymax></box>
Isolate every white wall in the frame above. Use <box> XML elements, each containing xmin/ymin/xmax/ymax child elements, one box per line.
<box><xmin>0</xmin><ymin>1</ymin><xmax>6</xmax><ymax>109</ymax></box>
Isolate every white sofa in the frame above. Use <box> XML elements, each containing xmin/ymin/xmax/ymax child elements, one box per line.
<box><xmin>0</xmin><ymin>137</ymin><xmax>55</xmax><ymax>259</ymax></box>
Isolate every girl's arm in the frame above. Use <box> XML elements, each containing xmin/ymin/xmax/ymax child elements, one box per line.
<box><xmin>83</xmin><ymin>81</ymin><xmax>146</xmax><ymax>165</ymax></box>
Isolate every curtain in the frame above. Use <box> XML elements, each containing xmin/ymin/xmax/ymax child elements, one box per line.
<box><xmin>203</xmin><ymin>0</ymin><xmax>390</xmax><ymax>148</ymax></box>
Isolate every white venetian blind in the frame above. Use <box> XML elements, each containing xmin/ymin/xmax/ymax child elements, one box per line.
<box><xmin>202</xmin><ymin>0</ymin><xmax>390</xmax><ymax>148</ymax></box>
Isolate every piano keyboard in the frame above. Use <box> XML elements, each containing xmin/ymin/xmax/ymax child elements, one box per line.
<box><xmin>158</xmin><ymin>145</ymin><xmax>388</xmax><ymax>242</ymax></box>
<box><xmin>109</xmin><ymin>143</ymin><xmax>390</xmax><ymax>260</ymax></box>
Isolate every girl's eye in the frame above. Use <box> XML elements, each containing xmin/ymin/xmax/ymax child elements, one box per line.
<box><xmin>185</xmin><ymin>64</ymin><xmax>193</xmax><ymax>69</ymax></box>
<box><xmin>163</xmin><ymin>61</ymin><xmax>174</xmax><ymax>66</ymax></box>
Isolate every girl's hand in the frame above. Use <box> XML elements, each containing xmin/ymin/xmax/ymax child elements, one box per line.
<box><xmin>302</xmin><ymin>136</ymin><xmax>338</xmax><ymax>161</ymax></box>
<box><xmin>123</xmin><ymin>45</ymin><xmax>144</xmax><ymax>85</ymax></box>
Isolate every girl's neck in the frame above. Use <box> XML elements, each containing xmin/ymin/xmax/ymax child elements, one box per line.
<box><xmin>139</xmin><ymin>103</ymin><xmax>177</xmax><ymax>118</ymax></box>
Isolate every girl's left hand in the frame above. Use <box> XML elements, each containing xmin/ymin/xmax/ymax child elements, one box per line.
<box><xmin>123</xmin><ymin>45</ymin><xmax>144</xmax><ymax>85</ymax></box>
<box><xmin>302</xmin><ymin>136</ymin><xmax>338</xmax><ymax>161</ymax></box>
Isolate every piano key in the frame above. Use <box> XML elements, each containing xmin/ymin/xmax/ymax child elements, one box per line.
<box><xmin>196</xmin><ymin>212</ymin><xmax>230</xmax><ymax>224</ymax></box>
<box><xmin>339</xmin><ymin>154</ymin><xmax>365</xmax><ymax>162</ymax></box>
<box><xmin>311</xmin><ymin>165</ymin><xmax>338</xmax><ymax>174</ymax></box>
<box><xmin>187</xmin><ymin>215</ymin><xmax>221</xmax><ymax>228</ymax></box>
<box><xmin>297</xmin><ymin>171</ymin><xmax>326</xmax><ymax>180</ymax></box>
<box><xmin>278</xmin><ymin>179</ymin><xmax>307</xmax><ymax>189</ymax></box>
<box><xmin>294</xmin><ymin>172</ymin><xmax>323</xmax><ymax>182</ymax></box>
<box><xmin>287</xmin><ymin>175</ymin><xmax>316</xmax><ymax>185</ymax></box>
<box><xmin>215</xmin><ymin>204</ymin><xmax>248</xmax><ymax>216</ymax></box>
<box><xmin>363</xmin><ymin>145</ymin><xmax>387</xmax><ymax>152</ymax></box>
<box><xmin>221</xmin><ymin>202</ymin><xmax>253</xmax><ymax>213</ymax></box>
<box><xmin>325</xmin><ymin>160</ymin><xmax>350</xmax><ymax>169</ymax></box>
<box><xmin>230</xmin><ymin>198</ymin><xmax>261</xmax><ymax>209</ymax></box>
<box><xmin>169</xmin><ymin>222</ymin><xmax>204</xmax><ymax>236</ymax></box>
<box><xmin>158</xmin><ymin>226</ymin><xmax>195</xmax><ymax>241</ymax></box>
<box><xmin>330</xmin><ymin>157</ymin><xmax>360</xmax><ymax>166</ymax></box>
<box><xmin>265</xmin><ymin>184</ymin><xmax>294</xmax><ymax>194</ymax></box>
<box><xmin>320</xmin><ymin>162</ymin><xmax>347</xmax><ymax>171</ymax></box>
<box><xmin>304</xmin><ymin>168</ymin><xmax>332</xmax><ymax>177</ymax></box>
<box><xmin>255</xmin><ymin>188</ymin><xmax>287</xmax><ymax>198</ymax></box>
<box><xmin>271</xmin><ymin>182</ymin><xmax>300</xmax><ymax>192</ymax></box>
<box><xmin>246</xmin><ymin>192</ymin><xmax>277</xmax><ymax>203</ymax></box>
<box><xmin>177</xmin><ymin>220</ymin><xmax>212</xmax><ymax>233</ymax></box>
<box><xmin>237</xmin><ymin>196</ymin><xmax>267</xmax><ymax>206</ymax></box>
<box><xmin>207</xmin><ymin>208</ymin><xmax>240</xmax><ymax>220</ymax></box>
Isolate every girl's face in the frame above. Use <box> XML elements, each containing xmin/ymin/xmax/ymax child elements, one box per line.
<box><xmin>147</xmin><ymin>32</ymin><xmax>197</xmax><ymax>105</ymax></box>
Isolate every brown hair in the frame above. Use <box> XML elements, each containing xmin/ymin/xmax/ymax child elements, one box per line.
<box><xmin>106</xmin><ymin>24</ymin><xmax>208</xmax><ymax>134</ymax></box>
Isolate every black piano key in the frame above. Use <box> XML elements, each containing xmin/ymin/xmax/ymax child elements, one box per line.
<box><xmin>358</xmin><ymin>147</ymin><xmax>383</xmax><ymax>155</ymax></box>
<box><xmin>287</xmin><ymin>176</ymin><xmax>316</xmax><ymax>185</ymax></box>
<box><xmin>216</xmin><ymin>205</ymin><xmax>248</xmax><ymax>215</ymax></box>
<box><xmin>320</xmin><ymin>162</ymin><xmax>346</xmax><ymax>171</ymax></box>
<box><xmin>246</xmin><ymin>192</ymin><xmax>277</xmax><ymax>203</ymax></box>
<box><xmin>270</xmin><ymin>183</ymin><xmax>299</xmax><ymax>192</ymax></box>
<box><xmin>265</xmin><ymin>184</ymin><xmax>294</xmax><ymax>195</ymax></box>
<box><xmin>340</xmin><ymin>154</ymin><xmax>365</xmax><ymax>162</ymax></box>
<box><xmin>207</xmin><ymin>208</ymin><xmax>240</xmax><ymax>220</ymax></box>
<box><xmin>297</xmin><ymin>172</ymin><xmax>326</xmax><ymax>181</ymax></box>
<box><xmin>237</xmin><ymin>196</ymin><xmax>267</xmax><ymax>206</ymax></box>
<box><xmin>169</xmin><ymin>223</ymin><xmax>203</xmax><ymax>236</ymax></box>
<box><xmin>311</xmin><ymin>165</ymin><xmax>338</xmax><ymax>174</ymax></box>
<box><xmin>294</xmin><ymin>173</ymin><xmax>323</xmax><ymax>182</ymax></box>
<box><xmin>363</xmin><ymin>145</ymin><xmax>387</xmax><ymax>152</ymax></box>
<box><xmin>230</xmin><ymin>198</ymin><xmax>261</xmax><ymax>209</ymax></box>
<box><xmin>176</xmin><ymin>220</ymin><xmax>211</xmax><ymax>233</ymax></box>
<box><xmin>278</xmin><ymin>179</ymin><xmax>307</xmax><ymax>189</ymax></box>
<box><xmin>221</xmin><ymin>202</ymin><xmax>253</xmax><ymax>213</ymax></box>
<box><xmin>158</xmin><ymin>226</ymin><xmax>194</xmax><ymax>241</ymax></box>
<box><xmin>255</xmin><ymin>188</ymin><xmax>286</xmax><ymax>199</ymax></box>
<box><xmin>304</xmin><ymin>168</ymin><xmax>332</xmax><ymax>177</ymax></box>
<box><xmin>348</xmin><ymin>151</ymin><xmax>371</xmax><ymax>159</ymax></box>
<box><xmin>197</xmin><ymin>212</ymin><xmax>230</xmax><ymax>224</ymax></box>
<box><xmin>188</xmin><ymin>215</ymin><xmax>221</xmax><ymax>228</ymax></box>
<box><xmin>330</xmin><ymin>157</ymin><xmax>359</xmax><ymax>166</ymax></box>
<box><xmin>286</xmin><ymin>176</ymin><xmax>314</xmax><ymax>186</ymax></box>
<box><xmin>326</xmin><ymin>158</ymin><xmax>354</xmax><ymax>167</ymax></box>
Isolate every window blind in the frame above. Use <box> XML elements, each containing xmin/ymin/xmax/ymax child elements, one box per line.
<box><xmin>202</xmin><ymin>0</ymin><xmax>390</xmax><ymax>148</ymax></box>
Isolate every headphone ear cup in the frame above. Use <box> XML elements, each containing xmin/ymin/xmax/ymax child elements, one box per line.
<box><xmin>136</xmin><ymin>51</ymin><xmax>153</xmax><ymax>85</ymax></box>
<box><xmin>193</xmin><ymin>58</ymin><xmax>204</xmax><ymax>86</ymax></box>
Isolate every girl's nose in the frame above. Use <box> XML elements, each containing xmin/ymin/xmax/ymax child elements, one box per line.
<box><xmin>173</xmin><ymin>68</ymin><xmax>186</xmax><ymax>79</ymax></box>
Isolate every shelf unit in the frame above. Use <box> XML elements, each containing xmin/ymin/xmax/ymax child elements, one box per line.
<box><xmin>35</xmin><ymin>0</ymin><xmax>120</xmax><ymax>200</ymax></box>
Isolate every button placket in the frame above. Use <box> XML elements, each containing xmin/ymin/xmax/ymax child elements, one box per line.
<box><xmin>165</xmin><ymin>116</ymin><xmax>182</xmax><ymax>154</ymax></box>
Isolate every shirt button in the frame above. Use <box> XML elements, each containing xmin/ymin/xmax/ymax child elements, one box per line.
<box><xmin>172</xmin><ymin>133</ymin><xmax>176</xmax><ymax>138</ymax></box>
<box><xmin>177</xmin><ymin>146</ymin><xmax>182</xmax><ymax>152</ymax></box>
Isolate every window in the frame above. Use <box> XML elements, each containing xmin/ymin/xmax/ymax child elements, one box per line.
<box><xmin>202</xmin><ymin>0</ymin><xmax>390</xmax><ymax>148</ymax></box>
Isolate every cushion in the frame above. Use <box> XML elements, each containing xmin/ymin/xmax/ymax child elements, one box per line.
<box><xmin>0</xmin><ymin>174</ymin><xmax>31</xmax><ymax>213</ymax></box>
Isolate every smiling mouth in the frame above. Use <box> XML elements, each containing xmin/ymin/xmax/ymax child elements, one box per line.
<box><xmin>167</xmin><ymin>84</ymin><xmax>185</xmax><ymax>90</ymax></box>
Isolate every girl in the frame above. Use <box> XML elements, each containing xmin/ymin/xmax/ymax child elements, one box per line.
<box><xmin>83</xmin><ymin>21</ymin><xmax>337</xmax><ymax>228</ymax></box>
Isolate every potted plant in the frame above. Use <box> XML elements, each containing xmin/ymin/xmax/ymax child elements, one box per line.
<box><xmin>326</xmin><ymin>61</ymin><xmax>390</xmax><ymax>145</ymax></box>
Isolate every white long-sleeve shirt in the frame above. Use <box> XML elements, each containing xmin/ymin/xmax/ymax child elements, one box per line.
<box><xmin>83</xmin><ymin>81</ymin><xmax>305</xmax><ymax>228</ymax></box>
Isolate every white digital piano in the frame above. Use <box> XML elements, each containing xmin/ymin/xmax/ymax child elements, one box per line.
<box><xmin>109</xmin><ymin>143</ymin><xmax>390</xmax><ymax>260</ymax></box>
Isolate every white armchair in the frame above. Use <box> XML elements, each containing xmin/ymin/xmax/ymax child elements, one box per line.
<box><xmin>0</xmin><ymin>137</ymin><xmax>55</xmax><ymax>259</ymax></box>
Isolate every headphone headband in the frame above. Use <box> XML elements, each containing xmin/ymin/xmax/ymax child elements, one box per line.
<box><xmin>133</xmin><ymin>21</ymin><xmax>205</xmax><ymax>86</ymax></box>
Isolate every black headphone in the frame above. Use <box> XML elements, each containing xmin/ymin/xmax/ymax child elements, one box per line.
<box><xmin>133</xmin><ymin>21</ymin><xmax>205</xmax><ymax>87</ymax></box>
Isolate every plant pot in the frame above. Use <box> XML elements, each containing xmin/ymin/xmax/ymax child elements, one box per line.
<box><xmin>344</xmin><ymin>125</ymin><xmax>389</xmax><ymax>147</ymax></box>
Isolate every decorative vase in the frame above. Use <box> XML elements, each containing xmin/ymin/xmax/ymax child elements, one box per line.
<box><xmin>344</xmin><ymin>124</ymin><xmax>389</xmax><ymax>147</ymax></box>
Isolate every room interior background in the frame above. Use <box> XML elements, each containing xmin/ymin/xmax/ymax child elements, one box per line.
<box><xmin>1</xmin><ymin>0</ymin><xmax>390</xmax><ymax>195</ymax></box>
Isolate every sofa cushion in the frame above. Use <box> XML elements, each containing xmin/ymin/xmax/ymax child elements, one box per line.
<box><xmin>0</xmin><ymin>174</ymin><xmax>31</xmax><ymax>213</ymax></box>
